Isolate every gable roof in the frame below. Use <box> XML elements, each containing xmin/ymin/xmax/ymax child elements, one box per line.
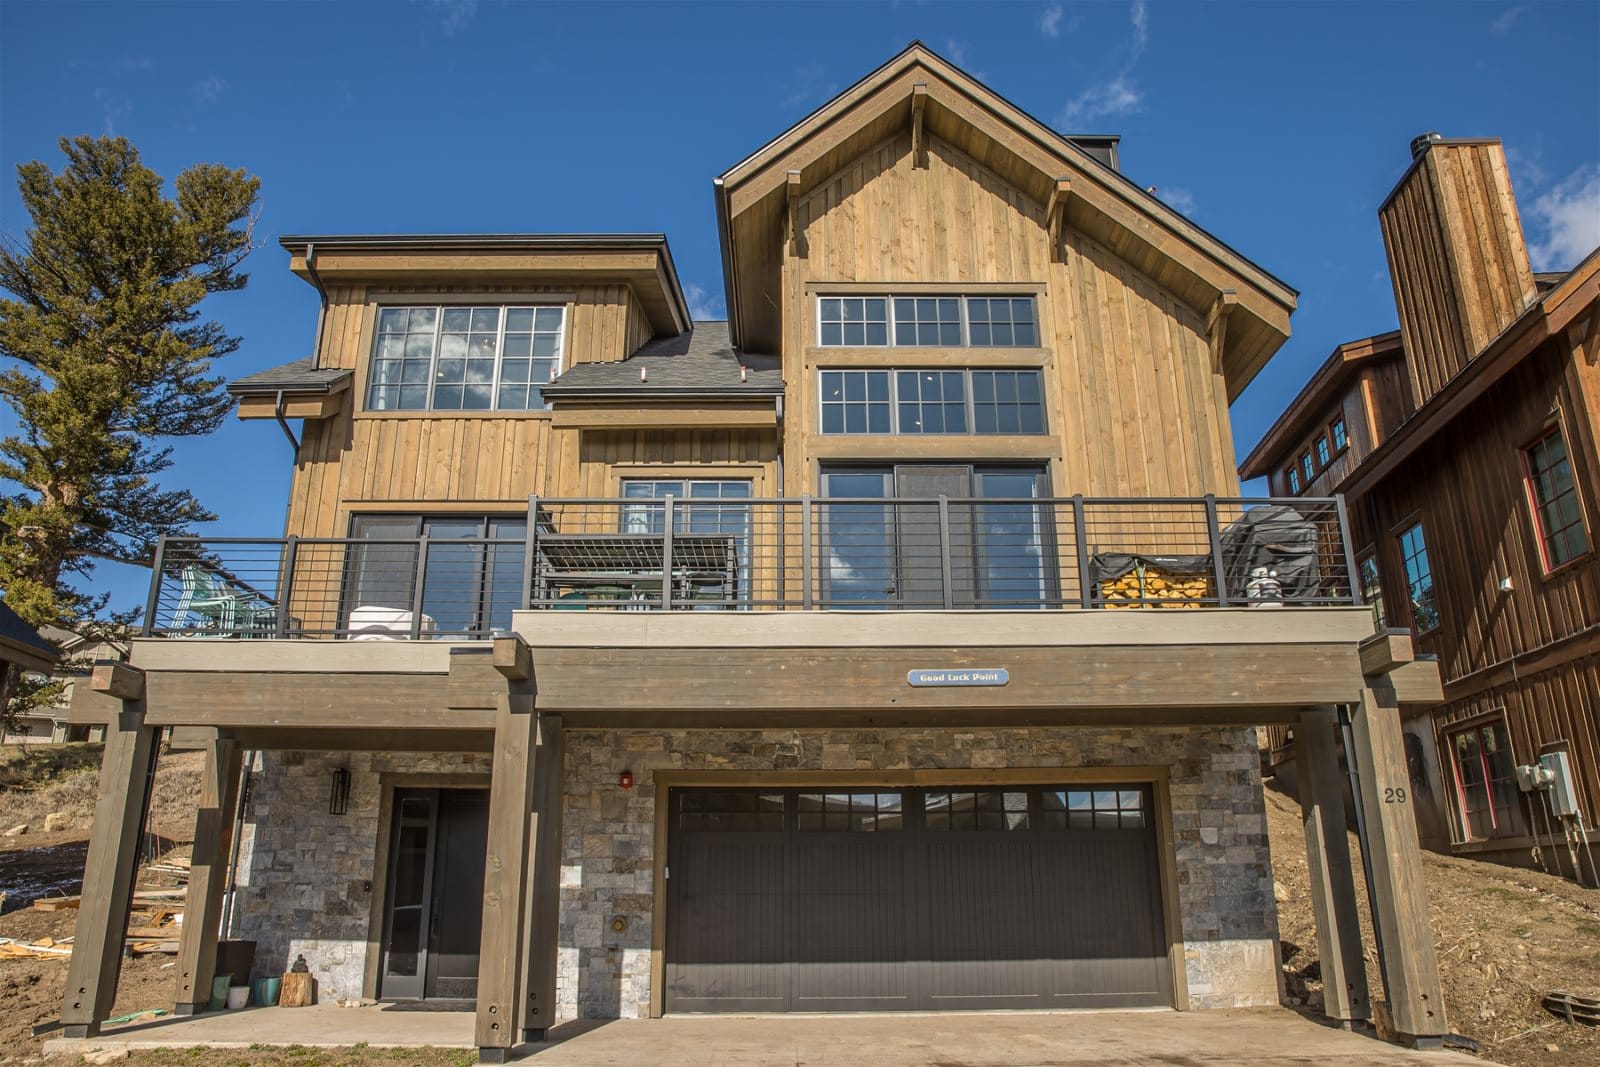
<box><xmin>714</xmin><ymin>41</ymin><xmax>1298</xmax><ymax>397</ymax></box>
<box><xmin>543</xmin><ymin>321</ymin><xmax>782</xmax><ymax>399</ymax></box>
<box><xmin>0</xmin><ymin>600</ymin><xmax>59</xmax><ymax>673</ymax></box>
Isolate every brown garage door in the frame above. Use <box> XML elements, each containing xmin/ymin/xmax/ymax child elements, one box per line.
<box><xmin>664</xmin><ymin>784</ymin><xmax>1171</xmax><ymax>1013</ymax></box>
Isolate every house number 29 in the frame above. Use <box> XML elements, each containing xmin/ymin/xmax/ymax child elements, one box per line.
<box><xmin>1383</xmin><ymin>786</ymin><xmax>1408</xmax><ymax>804</ymax></box>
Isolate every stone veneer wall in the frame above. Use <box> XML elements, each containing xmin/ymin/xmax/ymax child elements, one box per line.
<box><xmin>231</xmin><ymin>749</ymin><xmax>491</xmax><ymax>998</ymax></box>
<box><xmin>560</xmin><ymin>726</ymin><xmax>1280</xmax><ymax>1018</ymax></box>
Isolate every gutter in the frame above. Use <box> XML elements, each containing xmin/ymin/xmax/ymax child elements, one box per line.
<box><xmin>713</xmin><ymin>179</ymin><xmax>742</xmax><ymax>348</ymax></box>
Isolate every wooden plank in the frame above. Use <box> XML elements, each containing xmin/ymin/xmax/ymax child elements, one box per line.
<box><xmin>548</xmin><ymin>406</ymin><xmax>779</xmax><ymax>430</ymax></box>
<box><xmin>143</xmin><ymin>672</ymin><xmax>475</xmax><ymax>729</ymax></box>
<box><xmin>173</xmin><ymin>733</ymin><xmax>243</xmax><ymax>1015</ymax></box>
<box><xmin>492</xmin><ymin>633</ymin><xmax>532</xmax><ymax>681</ymax></box>
<box><xmin>1346</xmin><ymin>685</ymin><xmax>1447</xmax><ymax>1042</ymax></box>
<box><xmin>90</xmin><ymin>661</ymin><xmax>143</xmax><ymax>701</ymax></box>
<box><xmin>520</xmin><ymin>714</ymin><xmax>562</xmax><ymax>1040</ymax></box>
<box><xmin>474</xmin><ymin>691</ymin><xmax>537</xmax><ymax>1059</ymax></box>
<box><xmin>1359</xmin><ymin>630</ymin><xmax>1414</xmax><ymax>676</ymax></box>
<box><xmin>1375</xmin><ymin>659</ymin><xmax>1444</xmax><ymax>707</ymax></box>
<box><xmin>60</xmin><ymin>707</ymin><xmax>158</xmax><ymax>1038</ymax></box>
<box><xmin>1295</xmin><ymin>708</ymin><xmax>1373</xmax><ymax>1026</ymax></box>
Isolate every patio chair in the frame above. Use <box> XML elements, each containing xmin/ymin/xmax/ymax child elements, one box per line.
<box><xmin>173</xmin><ymin>565</ymin><xmax>243</xmax><ymax>633</ymax></box>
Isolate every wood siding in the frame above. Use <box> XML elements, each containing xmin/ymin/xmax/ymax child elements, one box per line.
<box><xmin>1350</xmin><ymin>335</ymin><xmax>1600</xmax><ymax>827</ymax></box>
<box><xmin>1379</xmin><ymin>141</ymin><xmax>1537</xmax><ymax>409</ymax></box>
<box><xmin>783</xmin><ymin>131</ymin><xmax>1238</xmax><ymax>497</ymax></box>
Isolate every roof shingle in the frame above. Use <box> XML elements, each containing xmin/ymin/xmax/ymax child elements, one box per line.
<box><xmin>228</xmin><ymin>357</ymin><xmax>352</xmax><ymax>396</ymax></box>
<box><xmin>543</xmin><ymin>322</ymin><xmax>782</xmax><ymax>397</ymax></box>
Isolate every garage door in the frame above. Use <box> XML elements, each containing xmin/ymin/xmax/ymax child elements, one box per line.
<box><xmin>664</xmin><ymin>784</ymin><xmax>1171</xmax><ymax>1013</ymax></box>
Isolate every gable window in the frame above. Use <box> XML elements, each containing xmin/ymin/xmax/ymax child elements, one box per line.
<box><xmin>1522</xmin><ymin>428</ymin><xmax>1589</xmax><ymax>571</ymax></box>
<box><xmin>818</xmin><ymin>294</ymin><xmax>1039</xmax><ymax>348</ymax></box>
<box><xmin>1358</xmin><ymin>552</ymin><xmax>1385</xmax><ymax>628</ymax></box>
<box><xmin>1397</xmin><ymin>520</ymin><xmax>1439</xmax><ymax>633</ymax></box>
<box><xmin>1315</xmin><ymin>434</ymin><xmax>1331</xmax><ymax>468</ymax></box>
<box><xmin>821</xmin><ymin>368</ymin><xmax>1045</xmax><ymax>435</ymax></box>
<box><xmin>1286</xmin><ymin>466</ymin><xmax>1301</xmax><ymax>495</ymax></box>
<box><xmin>1330</xmin><ymin>416</ymin><xmax>1348</xmax><ymax>453</ymax></box>
<box><xmin>1446</xmin><ymin>718</ymin><xmax>1526</xmax><ymax>841</ymax></box>
<box><xmin>367</xmin><ymin>304</ymin><xmax>565</xmax><ymax>412</ymax></box>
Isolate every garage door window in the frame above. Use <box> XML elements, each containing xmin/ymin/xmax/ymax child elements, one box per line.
<box><xmin>677</xmin><ymin>791</ymin><xmax>785</xmax><ymax>832</ymax></box>
<box><xmin>1042</xmin><ymin>788</ymin><xmax>1146</xmax><ymax>830</ymax></box>
<box><xmin>924</xmin><ymin>790</ymin><xmax>1030</xmax><ymax>830</ymax></box>
<box><xmin>796</xmin><ymin>792</ymin><xmax>904</xmax><ymax>831</ymax></box>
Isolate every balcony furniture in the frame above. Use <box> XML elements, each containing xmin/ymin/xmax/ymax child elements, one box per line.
<box><xmin>173</xmin><ymin>565</ymin><xmax>278</xmax><ymax>637</ymax></box>
<box><xmin>347</xmin><ymin>606</ymin><xmax>438</xmax><ymax>640</ymax></box>
<box><xmin>532</xmin><ymin>533</ymin><xmax>738</xmax><ymax>608</ymax></box>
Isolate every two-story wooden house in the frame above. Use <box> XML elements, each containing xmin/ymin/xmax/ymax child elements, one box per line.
<box><xmin>67</xmin><ymin>44</ymin><xmax>1448</xmax><ymax>1060</ymax></box>
<box><xmin>1243</xmin><ymin>134</ymin><xmax>1599</xmax><ymax>884</ymax></box>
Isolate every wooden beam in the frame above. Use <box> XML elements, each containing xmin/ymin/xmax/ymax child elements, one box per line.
<box><xmin>173</xmin><ymin>733</ymin><xmax>243</xmax><ymax>1015</ymax></box>
<box><xmin>1358</xmin><ymin>630</ymin><xmax>1414</xmax><ymax>676</ymax></box>
<box><xmin>785</xmin><ymin>170</ymin><xmax>804</xmax><ymax>259</ymax></box>
<box><xmin>1346</xmin><ymin>686</ymin><xmax>1447</xmax><ymax>1044</ymax></box>
<box><xmin>61</xmin><ymin>705</ymin><xmax>158</xmax><ymax>1037</ymax></box>
<box><xmin>91</xmin><ymin>660</ymin><xmax>143</xmax><ymax>701</ymax></box>
<box><xmin>521</xmin><ymin>714</ymin><xmax>563</xmax><ymax>1041</ymax></box>
<box><xmin>492</xmin><ymin>633</ymin><xmax>532</xmax><ymax>681</ymax></box>
<box><xmin>1373</xmin><ymin>659</ymin><xmax>1444</xmax><ymax>707</ymax></box>
<box><xmin>142</xmin><ymin>672</ymin><xmax>475</xmax><ymax>729</ymax></box>
<box><xmin>1046</xmin><ymin>177</ymin><xmax>1072</xmax><ymax>263</ymax></box>
<box><xmin>1295</xmin><ymin>708</ymin><xmax>1372</xmax><ymax>1027</ymax></box>
<box><xmin>1207</xmin><ymin>290</ymin><xmax>1239</xmax><ymax>375</ymax></box>
<box><xmin>236</xmin><ymin>392</ymin><xmax>345</xmax><ymax>421</ymax></box>
<box><xmin>548</xmin><ymin>405</ymin><xmax>779</xmax><ymax>430</ymax></box>
<box><xmin>475</xmin><ymin>689</ymin><xmax>538</xmax><ymax>1061</ymax></box>
<box><xmin>910</xmin><ymin>83</ymin><xmax>928</xmax><ymax>168</ymax></box>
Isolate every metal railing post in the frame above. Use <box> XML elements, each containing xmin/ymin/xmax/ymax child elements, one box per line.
<box><xmin>660</xmin><ymin>495</ymin><xmax>675</xmax><ymax>611</ymax></box>
<box><xmin>142</xmin><ymin>536</ymin><xmax>167</xmax><ymax>636</ymax></box>
<box><xmin>937</xmin><ymin>495</ymin><xmax>955</xmax><ymax>609</ymax></box>
<box><xmin>522</xmin><ymin>495</ymin><xmax>540</xmax><ymax>611</ymax></box>
<box><xmin>1334</xmin><ymin>494</ymin><xmax>1362</xmax><ymax>606</ymax></box>
<box><xmin>1072</xmin><ymin>496</ymin><xmax>1092</xmax><ymax>609</ymax></box>
<box><xmin>1205</xmin><ymin>494</ymin><xmax>1231</xmax><ymax>607</ymax></box>
<box><xmin>801</xmin><ymin>494</ymin><xmax>814</xmax><ymax>610</ymax></box>
<box><xmin>410</xmin><ymin>533</ymin><xmax>430</xmax><ymax>640</ymax></box>
<box><xmin>277</xmin><ymin>536</ymin><xmax>298</xmax><ymax>638</ymax></box>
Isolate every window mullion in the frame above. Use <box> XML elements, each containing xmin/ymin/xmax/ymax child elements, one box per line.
<box><xmin>425</xmin><ymin>307</ymin><xmax>444</xmax><ymax>410</ymax></box>
<box><xmin>490</xmin><ymin>305</ymin><xmax>506</xmax><ymax>411</ymax></box>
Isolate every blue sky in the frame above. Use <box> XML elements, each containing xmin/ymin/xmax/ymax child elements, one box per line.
<box><xmin>3</xmin><ymin>0</ymin><xmax>1598</xmax><ymax>616</ymax></box>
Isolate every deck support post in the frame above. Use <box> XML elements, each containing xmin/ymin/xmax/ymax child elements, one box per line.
<box><xmin>173</xmin><ymin>731</ymin><xmax>244</xmax><ymax>1015</ymax></box>
<box><xmin>1345</xmin><ymin>684</ymin><xmax>1447</xmax><ymax>1047</ymax></box>
<box><xmin>521</xmin><ymin>713</ymin><xmax>563</xmax><ymax>1042</ymax></box>
<box><xmin>1294</xmin><ymin>707</ymin><xmax>1371</xmax><ymax>1028</ymax></box>
<box><xmin>476</xmin><ymin>634</ymin><xmax>540</xmax><ymax>1063</ymax></box>
<box><xmin>61</xmin><ymin>684</ymin><xmax>158</xmax><ymax>1038</ymax></box>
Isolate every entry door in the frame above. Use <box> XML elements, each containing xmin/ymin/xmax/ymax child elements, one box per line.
<box><xmin>380</xmin><ymin>788</ymin><xmax>489</xmax><ymax>1001</ymax></box>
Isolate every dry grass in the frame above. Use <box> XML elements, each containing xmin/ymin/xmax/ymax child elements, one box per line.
<box><xmin>0</xmin><ymin>743</ymin><xmax>205</xmax><ymax>841</ymax></box>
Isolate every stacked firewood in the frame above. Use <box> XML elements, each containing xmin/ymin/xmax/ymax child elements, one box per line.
<box><xmin>1099</xmin><ymin>566</ymin><xmax>1212</xmax><ymax>608</ymax></box>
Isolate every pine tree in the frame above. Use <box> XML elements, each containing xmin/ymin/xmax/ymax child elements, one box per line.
<box><xmin>0</xmin><ymin>135</ymin><xmax>260</xmax><ymax>641</ymax></box>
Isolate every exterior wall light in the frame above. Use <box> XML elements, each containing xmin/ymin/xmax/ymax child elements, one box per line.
<box><xmin>618</xmin><ymin>770</ymin><xmax>634</xmax><ymax>790</ymax></box>
<box><xmin>329</xmin><ymin>766</ymin><xmax>352</xmax><ymax>815</ymax></box>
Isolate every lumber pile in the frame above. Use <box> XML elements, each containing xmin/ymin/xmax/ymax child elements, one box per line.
<box><xmin>0</xmin><ymin>936</ymin><xmax>74</xmax><ymax>960</ymax></box>
<box><xmin>18</xmin><ymin>896</ymin><xmax>185</xmax><ymax>960</ymax></box>
<box><xmin>1100</xmin><ymin>565</ymin><xmax>1213</xmax><ymax>609</ymax></box>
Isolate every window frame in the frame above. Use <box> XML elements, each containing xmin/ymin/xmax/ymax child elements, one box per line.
<box><xmin>1519</xmin><ymin>424</ymin><xmax>1591</xmax><ymax>577</ymax></box>
<box><xmin>1314</xmin><ymin>432</ymin><xmax>1332</xmax><ymax>469</ymax></box>
<box><xmin>1357</xmin><ymin>548</ymin><xmax>1385</xmax><ymax>629</ymax></box>
<box><xmin>1285</xmin><ymin>465</ymin><xmax>1302</xmax><ymax>495</ymax></box>
<box><xmin>364</xmin><ymin>302</ymin><xmax>568</xmax><ymax>413</ymax></box>
<box><xmin>815</xmin><ymin>293</ymin><xmax>1041</xmax><ymax>349</ymax></box>
<box><xmin>1442</xmin><ymin>714</ymin><xmax>1525</xmax><ymax>843</ymax></box>
<box><xmin>1395</xmin><ymin>518</ymin><xmax>1440</xmax><ymax>635</ymax></box>
<box><xmin>817</xmin><ymin>367</ymin><xmax>1047</xmax><ymax>436</ymax></box>
<box><xmin>1328</xmin><ymin>415</ymin><xmax>1349</xmax><ymax>456</ymax></box>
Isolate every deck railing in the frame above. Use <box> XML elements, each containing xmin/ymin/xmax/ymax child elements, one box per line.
<box><xmin>140</xmin><ymin>495</ymin><xmax>1361</xmax><ymax>639</ymax></box>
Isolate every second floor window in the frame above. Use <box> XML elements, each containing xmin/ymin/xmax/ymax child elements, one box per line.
<box><xmin>1301</xmin><ymin>452</ymin><xmax>1315</xmax><ymax>482</ymax></box>
<box><xmin>820</xmin><ymin>369</ymin><xmax>1045</xmax><ymax>435</ymax></box>
<box><xmin>1286</xmin><ymin>466</ymin><xmax>1301</xmax><ymax>494</ymax></box>
<box><xmin>1315</xmin><ymin>434</ymin><xmax>1331</xmax><ymax>467</ymax></box>
<box><xmin>818</xmin><ymin>295</ymin><xmax>1039</xmax><ymax>347</ymax></box>
<box><xmin>1397</xmin><ymin>520</ymin><xmax>1439</xmax><ymax>633</ymax></box>
<box><xmin>368</xmin><ymin>304</ymin><xmax>565</xmax><ymax>412</ymax></box>
<box><xmin>1330</xmin><ymin>416</ymin><xmax>1348</xmax><ymax>453</ymax></box>
<box><xmin>1358</xmin><ymin>553</ymin><xmax>1385</xmax><ymax>628</ymax></box>
<box><xmin>1523</xmin><ymin>429</ymin><xmax>1588</xmax><ymax>571</ymax></box>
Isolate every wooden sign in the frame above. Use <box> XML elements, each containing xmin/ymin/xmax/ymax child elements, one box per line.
<box><xmin>907</xmin><ymin>668</ymin><xmax>1009</xmax><ymax>687</ymax></box>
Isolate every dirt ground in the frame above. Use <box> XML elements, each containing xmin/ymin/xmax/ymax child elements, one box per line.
<box><xmin>1264</xmin><ymin>782</ymin><xmax>1600</xmax><ymax>1067</ymax></box>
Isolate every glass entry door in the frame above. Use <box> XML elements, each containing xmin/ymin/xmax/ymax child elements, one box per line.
<box><xmin>379</xmin><ymin>788</ymin><xmax>490</xmax><ymax>1001</ymax></box>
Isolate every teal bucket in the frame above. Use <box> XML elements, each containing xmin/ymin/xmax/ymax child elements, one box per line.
<box><xmin>251</xmin><ymin>976</ymin><xmax>281</xmax><ymax>1007</ymax></box>
<box><xmin>208</xmin><ymin>974</ymin><xmax>232</xmax><ymax>1011</ymax></box>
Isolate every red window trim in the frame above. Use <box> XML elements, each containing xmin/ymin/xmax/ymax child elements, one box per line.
<box><xmin>1442</xmin><ymin>716</ymin><xmax>1519</xmax><ymax>843</ymax></box>
<box><xmin>1518</xmin><ymin>424</ymin><xmax>1592</xmax><ymax>578</ymax></box>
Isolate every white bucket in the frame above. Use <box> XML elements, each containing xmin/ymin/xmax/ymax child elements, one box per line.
<box><xmin>226</xmin><ymin>985</ymin><xmax>250</xmax><ymax>1010</ymax></box>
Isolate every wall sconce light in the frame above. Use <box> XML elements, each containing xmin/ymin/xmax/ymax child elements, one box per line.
<box><xmin>618</xmin><ymin>770</ymin><xmax>634</xmax><ymax>790</ymax></box>
<box><xmin>329</xmin><ymin>766</ymin><xmax>352</xmax><ymax>815</ymax></box>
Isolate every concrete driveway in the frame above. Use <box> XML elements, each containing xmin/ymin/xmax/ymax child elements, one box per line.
<box><xmin>47</xmin><ymin>1005</ymin><xmax>1481</xmax><ymax>1065</ymax></box>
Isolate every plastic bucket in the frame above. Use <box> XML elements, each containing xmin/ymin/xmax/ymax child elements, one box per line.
<box><xmin>208</xmin><ymin>974</ymin><xmax>232</xmax><ymax>1011</ymax></box>
<box><xmin>251</xmin><ymin>976</ymin><xmax>281</xmax><ymax>1006</ymax></box>
<box><xmin>226</xmin><ymin>985</ymin><xmax>250</xmax><ymax>1010</ymax></box>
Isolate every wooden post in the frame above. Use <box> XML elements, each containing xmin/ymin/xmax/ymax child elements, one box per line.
<box><xmin>173</xmin><ymin>731</ymin><xmax>244</xmax><ymax>1015</ymax></box>
<box><xmin>476</xmin><ymin>635</ymin><xmax>537</xmax><ymax>1062</ymax></box>
<box><xmin>61</xmin><ymin>698</ymin><xmax>158</xmax><ymax>1037</ymax></box>
<box><xmin>521</xmin><ymin>714</ymin><xmax>563</xmax><ymax>1042</ymax></box>
<box><xmin>1346</xmin><ymin>685</ymin><xmax>1447</xmax><ymax>1046</ymax></box>
<box><xmin>1294</xmin><ymin>708</ymin><xmax>1372</xmax><ymax>1027</ymax></box>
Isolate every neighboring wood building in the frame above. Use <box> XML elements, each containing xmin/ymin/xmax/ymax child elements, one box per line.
<box><xmin>67</xmin><ymin>44</ymin><xmax>1447</xmax><ymax>1059</ymax></box>
<box><xmin>0</xmin><ymin>600</ymin><xmax>58</xmax><ymax>739</ymax></box>
<box><xmin>1243</xmin><ymin>133</ymin><xmax>1600</xmax><ymax>882</ymax></box>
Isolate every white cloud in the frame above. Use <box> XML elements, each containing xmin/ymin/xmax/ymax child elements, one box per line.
<box><xmin>684</xmin><ymin>283</ymin><xmax>725</xmax><ymax>322</ymax></box>
<box><xmin>1041</xmin><ymin>4</ymin><xmax>1063</xmax><ymax>37</ymax></box>
<box><xmin>1131</xmin><ymin>0</ymin><xmax>1148</xmax><ymax>55</ymax></box>
<box><xmin>1527</xmin><ymin>164</ymin><xmax>1600</xmax><ymax>272</ymax></box>
<box><xmin>1058</xmin><ymin>76</ymin><xmax>1143</xmax><ymax>126</ymax></box>
<box><xmin>432</xmin><ymin>0</ymin><xmax>476</xmax><ymax>35</ymax></box>
<box><xmin>1158</xmin><ymin>186</ymin><xmax>1197</xmax><ymax>217</ymax></box>
<box><xmin>1491</xmin><ymin>5</ymin><xmax>1527</xmax><ymax>34</ymax></box>
<box><xmin>782</xmin><ymin>65</ymin><xmax>839</xmax><ymax>111</ymax></box>
<box><xmin>192</xmin><ymin>75</ymin><xmax>226</xmax><ymax>103</ymax></box>
<box><xmin>944</xmin><ymin>39</ymin><xmax>985</xmax><ymax>80</ymax></box>
<box><xmin>94</xmin><ymin>89</ymin><xmax>132</xmax><ymax>135</ymax></box>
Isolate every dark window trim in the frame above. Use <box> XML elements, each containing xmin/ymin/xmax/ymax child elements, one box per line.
<box><xmin>1356</xmin><ymin>546</ymin><xmax>1386</xmax><ymax>629</ymax></box>
<box><xmin>1440</xmin><ymin>712</ymin><xmax>1523</xmax><ymax>845</ymax></box>
<box><xmin>815</xmin><ymin>293</ymin><xmax>1042</xmax><ymax>349</ymax></box>
<box><xmin>1327</xmin><ymin>414</ymin><xmax>1350</xmax><ymax>457</ymax></box>
<box><xmin>1393</xmin><ymin>515</ymin><xmax>1440</xmax><ymax>635</ymax></box>
<box><xmin>817</xmin><ymin>367</ymin><xmax>1048</xmax><ymax>436</ymax></box>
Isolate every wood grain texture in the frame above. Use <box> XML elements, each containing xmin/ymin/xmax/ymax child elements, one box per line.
<box><xmin>173</xmin><ymin>734</ymin><xmax>243</xmax><ymax>1013</ymax></box>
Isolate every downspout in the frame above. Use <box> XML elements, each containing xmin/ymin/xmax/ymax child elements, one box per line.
<box><xmin>272</xmin><ymin>391</ymin><xmax>301</xmax><ymax>452</ymax></box>
<box><xmin>1338</xmin><ymin>704</ymin><xmax>1389</xmax><ymax>998</ymax></box>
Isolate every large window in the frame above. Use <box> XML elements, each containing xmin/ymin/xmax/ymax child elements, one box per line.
<box><xmin>817</xmin><ymin>295</ymin><xmax>1038</xmax><ymax>347</ymax></box>
<box><xmin>1447</xmin><ymin>719</ymin><xmax>1526</xmax><ymax>841</ymax></box>
<box><xmin>347</xmin><ymin>514</ymin><xmax>526</xmax><ymax>636</ymax></box>
<box><xmin>820</xmin><ymin>368</ymin><xmax>1045</xmax><ymax>435</ymax></box>
<box><xmin>1397</xmin><ymin>520</ymin><xmax>1439</xmax><ymax>633</ymax></box>
<box><xmin>1358</xmin><ymin>552</ymin><xmax>1385</xmax><ymax>628</ymax></box>
<box><xmin>621</xmin><ymin>480</ymin><xmax>752</xmax><ymax>602</ymax></box>
<box><xmin>1523</xmin><ymin>429</ymin><xmax>1588</xmax><ymax>571</ymax></box>
<box><xmin>367</xmin><ymin>304</ymin><xmax>565</xmax><ymax>412</ymax></box>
